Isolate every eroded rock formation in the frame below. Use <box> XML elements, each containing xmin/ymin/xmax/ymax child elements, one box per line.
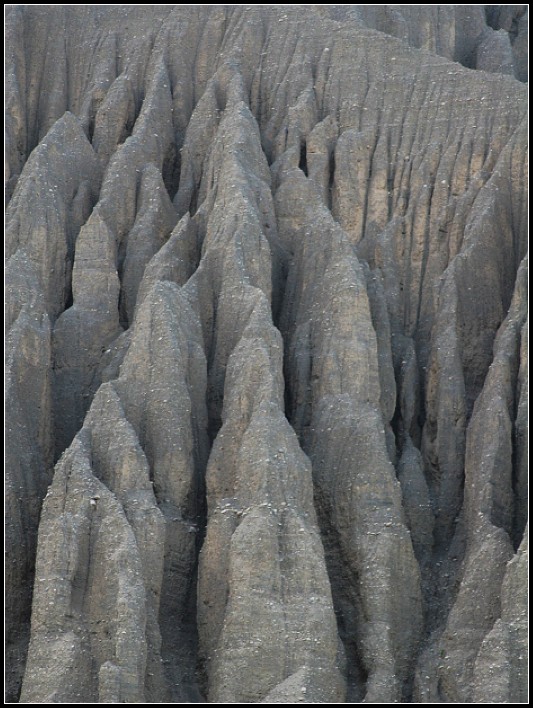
<box><xmin>5</xmin><ymin>5</ymin><xmax>528</xmax><ymax>703</ymax></box>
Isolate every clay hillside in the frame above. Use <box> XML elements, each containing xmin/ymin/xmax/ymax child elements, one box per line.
<box><xmin>5</xmin><ymin>5</ymin><xmax>528</xmax><ymax>703</ymax></box>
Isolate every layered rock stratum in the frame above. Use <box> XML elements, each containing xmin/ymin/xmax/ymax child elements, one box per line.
<box><xmin>5</xmin><ymin>5</ymin><xmax>528</xmax><ymax>703</ymax></box>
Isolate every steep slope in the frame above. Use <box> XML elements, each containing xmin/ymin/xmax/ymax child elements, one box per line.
<box><xmin>5</xmin><ymin>5</ymin><xmax>527</xmax><ymax>703</ymax></box>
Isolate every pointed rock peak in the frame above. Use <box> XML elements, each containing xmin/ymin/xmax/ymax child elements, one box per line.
<box><xmin>44</xmin><ymin>110</ymin><xmax>87</xmax><ymax>139</ymax></box>
<box><xmin>73</xmin><ymin>209</ymin><xmax>116</xmax><ymax>266</ymax></box>
<box><xmin>135</xmin><ymin>212</ymin><xmax>196</xmax><ymax>307</ymax></box>
<box><xmin>136</xmin><ymin>163</ymin><xmax>176</xmax><ymax>218</ymax></box>
<box><xmin>8</xmin><ymin>110</ymin><xmax>101</xmax><ymax>212</ymax></box>
<box><xmin>34</xmin><ymin>112</ymin><xmax>98</xmax><ymax>164</ymax></box>
<box><xmin>133</xmin><ymin>55</ymin><xmax>173</xmax><ymax>136</ymax></box>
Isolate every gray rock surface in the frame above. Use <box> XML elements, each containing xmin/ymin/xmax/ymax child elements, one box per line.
<box><xmin>5</xmin><ymin>5</ymin><xmax>527</xmax><ymax>703</ymax></box>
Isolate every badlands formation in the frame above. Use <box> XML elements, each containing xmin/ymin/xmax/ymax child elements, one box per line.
<box><xmin>5</xmin><ymin>5</ymin><xmax>527</xmax><ymax>703</ymax></box>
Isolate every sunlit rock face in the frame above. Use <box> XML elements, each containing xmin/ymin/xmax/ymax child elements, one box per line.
<box><xmin>5</xmin><ymin>5</ymin><xmax>527</xmax><ymax>704</ymax></box>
